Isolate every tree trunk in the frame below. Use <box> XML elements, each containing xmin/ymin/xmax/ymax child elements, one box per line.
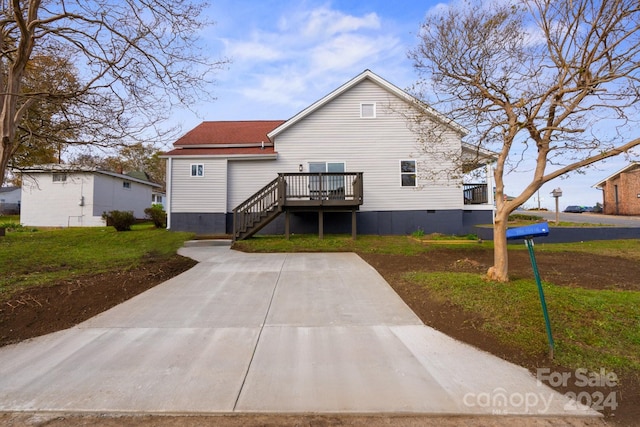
<box><xmin>487</xmin><ymin>209</ymin><xmax>510</xmax><ymax>282</ymax></box>
<box><xmin>0</xmin><ymin>133</ymin><xmax>14</xmax><ymax>188</ymax></box>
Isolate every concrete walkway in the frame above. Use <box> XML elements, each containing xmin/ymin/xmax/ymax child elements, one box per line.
<box><xmin>0</xmin><ymin>246</ymin><xmax>599</xmax><ymax>417</ymax></box>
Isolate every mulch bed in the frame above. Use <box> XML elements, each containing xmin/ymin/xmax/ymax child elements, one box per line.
<box><xmin>0</xmin><ymin>254</ymin><xmax>197</xmax><ymax>347</ymax></box>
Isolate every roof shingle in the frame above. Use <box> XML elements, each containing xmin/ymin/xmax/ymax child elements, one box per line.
<box><xmin>174</xmin><ymin>120</ymin><xmax>285</xmax><ymax>146</ymax></box>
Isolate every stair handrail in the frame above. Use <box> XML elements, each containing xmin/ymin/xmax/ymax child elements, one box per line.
<box><xmin>233</xmin><ymin>176</ymin><xmax>282</xmax><ymax>240</ymax></box>
<box><xmin>233</xmin><ymin>176</ymin><xmax>280</xmax><ymax>214</ymax></box>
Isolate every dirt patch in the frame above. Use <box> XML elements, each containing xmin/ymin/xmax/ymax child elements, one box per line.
<box><xmin>0</xmin><ymin>254</ymin><xmax>197</xmax><ymax>347</ymax></box>
<box><xmin>359</xmin><ymin>248</ymin><xmax>640</xmax><ymax>427</ymax></box>
<box><xmin>0</xmin><ymin>247</ymin><xmax>637</xmax><ymax>426</ymax></box>
<box><xmin>0</xmin><ymin>412</ymin><xmax>609</xmax><ymax>427</ymax></box>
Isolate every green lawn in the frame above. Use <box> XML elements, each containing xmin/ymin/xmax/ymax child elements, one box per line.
<box><xmin>405</xmin><ymin>271</ymin><xmax>640</xmax><ymax>374</ymax></box>
<box><xmin>232</xmin><ymin>233</ymin><xmax>486</xmax><ymax>255</ymax></box>
<box><xmin>0</xmin><ymin>224</ymin><xmax>194</xmax><ymax>299</ymax></box>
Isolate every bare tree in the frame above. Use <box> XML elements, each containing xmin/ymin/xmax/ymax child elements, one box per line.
<box><xmin>410</xmin><ymin>0</ymin><xmax>640</xmax><ymax>282</ymax></box>
<box><xmin>70</xmin><ymin>142</ymin><xmax>166</xmax><ymax>186</ymax></box>
<box><xmin>0</xmin><ymin>0</ymin><xmax>227</xmax><ymax>186</ymax></box>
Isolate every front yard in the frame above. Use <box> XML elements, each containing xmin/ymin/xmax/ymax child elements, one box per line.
<box><xmin>1</xmin><ymin>224</ymin><xmax>638</xmax><ymax>425</ymax></box>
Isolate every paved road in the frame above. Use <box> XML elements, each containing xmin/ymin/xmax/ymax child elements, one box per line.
<box><xmin>0</xmin><ymin>245</ymin><xmax>600</xmax><ymax>418</ymax></box>
<box><xmin>521</xmin><ymin>210</ymin><xmax>640</xmax><ymax>227</ymax></box>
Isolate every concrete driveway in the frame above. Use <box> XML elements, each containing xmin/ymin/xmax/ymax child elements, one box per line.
<box><xmin>0</xmin><ymin>245</ymin><xmax>599</xmax><ymax>417</ymax></box>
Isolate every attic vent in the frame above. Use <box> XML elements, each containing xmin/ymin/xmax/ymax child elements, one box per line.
<box><xmin>360</xmin><ymin>103</ymin><xmax>376</xmax><ymax>118</ymax></box>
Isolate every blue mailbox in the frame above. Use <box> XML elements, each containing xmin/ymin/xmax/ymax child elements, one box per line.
<box><xmin>505</xmin><ymin>221</ymin><xmax>554</xmax><ymax>358</ymax></box>
<box><xmin>506</xmin><ymin>222</ymin><xmax>549</xmax><ymax>240</ymax></box>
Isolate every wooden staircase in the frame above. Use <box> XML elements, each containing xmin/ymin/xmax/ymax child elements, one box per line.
<box><xmin>232</xmin><ymin>177</ymin><xmax>284</xmax><ymax>241</ymax></box>
<box><xmin>232</xmin><ymin>172</ymin><xmax>364</xmax><ymax>241</ymax></box>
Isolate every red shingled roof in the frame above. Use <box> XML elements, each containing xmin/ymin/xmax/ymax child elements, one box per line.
<box><xmin>174</xmin><ymin>120</ymin><xmax>285</xmax><ymax>146</ymax></box>
<box><xmin>163</xmin><ymin>146</ymin><xmax>276</xmax><ymax>156</ymax></box>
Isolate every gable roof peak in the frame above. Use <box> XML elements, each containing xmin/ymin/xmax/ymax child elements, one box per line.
<box><xmin>593</xmin><ymin>161</ymin><xmax>640</xmax><ymax>188</ymax></box>
<box><xmin>268</xmin><ymin>69</ymin><xmax>467</xmax><ymax>139</ymax></box>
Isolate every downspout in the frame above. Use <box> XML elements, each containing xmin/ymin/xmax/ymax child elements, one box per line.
<box><xmin>166</xmin><ymin>157</ymin><xmax>172</xmax><ymax>229</ymax></box>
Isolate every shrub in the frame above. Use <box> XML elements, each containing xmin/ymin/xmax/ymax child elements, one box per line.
<box><xmin>144</xmin><ymin>204</ymin><xmax>167</xmax><ymax>228</ymax></box>
<box><xmin>102</xmin><ymin>210</ymin><xmax>135</xmax><ymax>231</ymax></box>
<box><xmin>508</xmin><ymin>213</ymin><xmax>543</xmax><ymax>222</ymax></box>
<box><xmin>0</xmin><ymin>221</ymin><xmax>24</xmax><ymax>232</ymax></box>
<box><xmin>411</xmin><ymin>227</ymin><xmax>425</xmax><ymax>238</ymax></box>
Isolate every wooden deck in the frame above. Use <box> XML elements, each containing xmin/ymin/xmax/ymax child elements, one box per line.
<box><xmin>232</xmin><ymin>172</ymin><xmax>363</xmax><ymax>240</ymax></box>
<box><xmin>281</xmin><ymin>172</ymin><xmax>363</xmax><ymax>207</ymax></box>
<box><xmin>232</xmin><ymin>173</ymin><xmax>489</xmax><ymax>240</ymax></box>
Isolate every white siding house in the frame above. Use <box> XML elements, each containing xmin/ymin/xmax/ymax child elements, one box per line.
<box><xmin>19</xmin><ymin>164</ymin><xmax>161</xmax><ymax>227</ymax></box>
<box><xmin>163</xmin><ymin>70</ymin><xmax>495</xmax><ymax>236</ymax></box>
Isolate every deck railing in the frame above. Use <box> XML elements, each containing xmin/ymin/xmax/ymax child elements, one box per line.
<box><xmin>279</xmin><ymin>172</ymin><xmax>363</xmax><ymax>205</ymax></box>
<box><xmin>463</xmin><ymin>183</ymin><xmax>488</xmax><ymax>205</ymax></box>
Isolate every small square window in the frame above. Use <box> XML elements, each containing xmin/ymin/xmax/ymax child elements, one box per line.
<box><xmin>360</xmin><ymin>103</ymin><xmax>376</xmax><ymax>118</ymax></box>
<box><xmin>52</xmin><ymin>173</ymin><xmax>67</xmax><ymax>182</ymax></box>
<box><xmin>400</xmin><ymin>160</ymin><xmax>416</xmax><ymax>187</ymax></box>
<box><xmin>191</xmin><ymin>164</ymin><xmax>204</xmax><ymax>177</ymax></box>
<box><xmin>123</xmin><ymin>181</ymin><xmax>131</xmax><ymax>189</ymax></box>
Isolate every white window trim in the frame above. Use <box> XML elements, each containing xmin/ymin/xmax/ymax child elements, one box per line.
<box><xmin>190</xmin><ymin>163</ymin><xmax>205</xmax><ymax>177</ymax></box>
<box><xmin>52</xmin><ymin>173</ymin><xmax>67</xmax><ymax>183</ymax></box>
<box><xmin>360</xmin><ymin>102</ymin><xmax>376</xmax><ymax>118</ymax></box>
<box><xmin>306</xmin><ymin>161</ymin><xmax>347</xmax><ymax>172</ymax></box>
<box><xmin>123</xmin><ymin>181</ymin><xmax>131</xmax><ymax>189</ymax></box>
<box><xmin>400</xmin><ymin>159</ymin><xmax>417</xmax><ymax>187</ymax></box>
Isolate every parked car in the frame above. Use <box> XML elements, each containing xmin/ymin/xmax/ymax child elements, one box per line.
<box><xmin>564</xmin><ymin>205</ymin><xmax>584</xmax><ymax>213</ymax></box>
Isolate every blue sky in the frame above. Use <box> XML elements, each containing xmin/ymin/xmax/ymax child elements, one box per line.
<box><xmin>166</xmin><ymin>0</ymin><xmax>635</xmax><ymax>210</ymax></box>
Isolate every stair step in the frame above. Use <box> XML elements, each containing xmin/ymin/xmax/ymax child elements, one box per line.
<box><xmin>184</xmin><ymin>239</ymin><xmax>232</xmax><ymax>247</ymax></box>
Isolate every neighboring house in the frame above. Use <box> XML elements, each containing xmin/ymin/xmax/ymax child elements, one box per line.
<box><xmin>593</xmin><ymin>162</ymin><xmax>640</xmax><ymax>215</ymax></box>
<box><xmin>0</xmin><ymin>186</ymin><xmax>21</xmax><ymax>214</ymax></box>
<box><xmin>18</xmin><ymin>164</ymin><xmax>162</xmax><ymax>227</ymax></box>
<box><xmin>125</xmin><ymin>170</ymin><xmax>166</xmax><ymax>209</ymax></box>
<box><xmin>151</xmin><ymin>191</ymin><xmax>166</xmax><ymax>209</ymax></box>
<box><xmin>162</xmin><ymin>70</ymin><xmax>496</xmax><ymax>238</ymax></box>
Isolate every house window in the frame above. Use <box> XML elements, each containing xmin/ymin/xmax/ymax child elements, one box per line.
<box><xmin>52</xmin><ymin>173</ymin><xmax>67</xmax><ymax>182</ymax></box>
<box><xmin>309</xmin><ymin>161</ymin><xmax>346</xmax><ymax>197</ymax></box>
<box><xmin>400</xmin><ymin>160</ymin><xmax>417</xmax><ymax>187</ymax></box>
<box><xmin>360</xmin><ymin>103</ymin><xmax>376</xmax><ymax>118</ymax></box>
<box><xmin>123</xmin><ymin>181</ymin><xmax>131</xmax><ymax>189</ymax></box>
<box><xmin>191</xmin><ymin>164</ymin><xmax>204</xmax><ymax>177</ymax></box>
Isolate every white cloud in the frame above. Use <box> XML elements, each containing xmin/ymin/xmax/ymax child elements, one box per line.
<box><xmin>302</xmin><ymin>8</ymin><xmax>381</xmax><ymax>38</ymax></box>
<box><xmin>310</xmin><ymin>33</ymin><xmax>397</xmax><ymax>71</ymax></box>
<box><xmin>219</xmin><ymin>4</ymin><xmax>401</xmax><ymax>109</ymax></box>
<box><xmin>239</xmin><ymin>72</ymin><xmax>310</xmax><ymax>108</ymax></box>
<box><xmin>226</xmin><ymin>39</ymin><xmax>284</xmax><ymax>62</ymax></box>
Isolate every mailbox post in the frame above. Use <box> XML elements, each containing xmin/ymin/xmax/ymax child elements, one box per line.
<box><xmin>506</xmin><ymin>222</ymin><xmax>555</xmax><ymax>359</ymax></box>
<box><xmin>551</xmin><ymin>188</ymin><xmax>562</xmax><ymax>225</ymax></box>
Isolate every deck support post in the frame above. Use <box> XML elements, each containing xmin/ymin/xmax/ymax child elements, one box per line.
<box><xmin>285</xmin><ymin>210</ymin><xmax>290</xmax><ymax>240</ymax></box>
<box><xmin>318</xmin><ymin>209</ymin><xmax>324</xmax><ymax>239</ymax></box>
<box><xmin>351</xmin><ymin>209</ymin><xmax>357</xmax><ymax>240</ymax></box>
